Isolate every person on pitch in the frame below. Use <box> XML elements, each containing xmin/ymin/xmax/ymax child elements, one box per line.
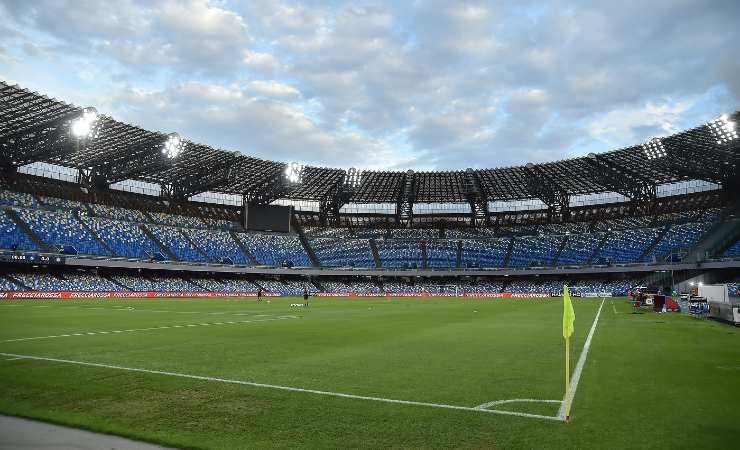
<box><xmin>257</xmin><ymin>288</ymin><xmax>262</xmax><ymax>302</ymax></box>
<box><xmin>303</xmin><ymin>287</ymin><xmax>309</xmax><ymax>307</ymax></box>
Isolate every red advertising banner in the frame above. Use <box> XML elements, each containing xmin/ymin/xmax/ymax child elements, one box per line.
<box><xmin>0</xmin><ymin>291</ymin><xmax>552</xmax><ymax>300</ymax></box>
<box><xmin>0</xmin><ymin>291</ymin><xmax>282</xmax><ymax>299</ymax></box>
<box><xmin>313</xmin><ymin>292</ymin><xmax>552</xmax><ymax>298</ymax></box>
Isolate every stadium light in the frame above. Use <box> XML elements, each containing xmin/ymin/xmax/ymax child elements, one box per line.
<box><xmin>642</xmin><ymin>137</ymin><xmax>667</xmax><ymax>160</ymax></box>
<box><xmin>708</xmin><ymin>114</ymin><xmax>738</xmax><ymax>144</ymax></box>
<box><xmin>344</xmin><ymin>167</ymin><xmax>364</xmax><ymax>188</ymax></box>
<box><xmin>285</xmin><ymin>162</ymin><xmax>304</xmax><ymax>184</ymax></box>
<box><xmin>70</xmin><ymin>107</ymin><xmax>98</xmax><ymax>138</ymax></box>
<box><xmin>162</xmin><ymin>133</ymin><xmax>184</xmax><ymax>159</ymax></box>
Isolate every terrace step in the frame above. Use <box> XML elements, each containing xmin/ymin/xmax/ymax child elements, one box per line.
<box><xmin>684</xmin><ymin>201</ymin><xmax>740</xmax><ymax>262</ymax></box>
<box><xmin>587</xmin><ymin>232</ymin><xmax>610</xmax><ymax>264</ymax></box>
<box><xmin>3</xmin><ymin>207</ymin><xmax>51</xmax><ymax>252</ymax></box>
<box><xmin>103</xmin><ymin>275</ymin><xmax>130</xmax><ymax>291</ymax></box>
<box><xmin>369</xmin><ymin>238</ymin><xmax>382</xmax><ymax>268</ymax></box>
<box><xmin>292</xmin><ymin>217</ymin><xmax>320</xmax><ymax>267</ymax></box>
<box><xmin>178</xmin><ymin>229</ymin><xmax>211</xmax><ymax>262</ymax></box>
<box><xmin>638</xmin><ymin>225</ymin><xmax>669</xmax><ymax>262</ymax></box>
<box><xmin>3</xmin><ymin>273</ymin><xmax>30</xmax><ymax>290</ymax></box>
<box><xmin>502</xmin><ymin>237</ymin><xmax>514</xmax><ymax>268</ymax></box>
<box><xmin>73</xmin><ymin>213</ymin><xmax>117</xmax><ymax>257</ymax></box>
<box><xmin>229</xmin><ymin>231</ymin><xmax>259</xmax><ymax>265</ymax></box>
<box><xmin>139</xmin><ymin>224</ymin><xmax>178</xmax><ymax>261</ymax></box>
<box><xmin>552</xmin><ymin>235</ymin><xmax>569</xmax><ymax>266</ymax></box>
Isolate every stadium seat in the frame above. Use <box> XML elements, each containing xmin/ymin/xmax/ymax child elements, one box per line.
<box><xmin>238</xmin><ymin>233</ymin><xmax>311</xmax><ymax>267</ymax></box>
<box><xmin>0</xmin><ymin>213</ymin><xmax>38</xmax><ymax>251</ymax></box>
<box><xmin>83</xmin><ymin>216</ymin><xmax>163</xmax><ymax>259</ymax></box>
<box><xmin>310</xmin><ymin>237</ymin><xmax>375</xmax><ymax>267</ymax></box>
<box><xmin>17</xmin><ymin>208</ymin><xmax>110</xmax><ymax>256</ymax></box>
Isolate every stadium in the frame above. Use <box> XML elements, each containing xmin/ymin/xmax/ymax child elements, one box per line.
<box><xmin>1</xmin><ymin>2</ymin><xmax>740</xmax><ymax>449</ymax></box>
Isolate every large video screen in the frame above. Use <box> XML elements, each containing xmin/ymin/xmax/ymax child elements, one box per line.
<box><xmin>244</xmin><ymin>203</ymin><xmax>292</xmax><ymax>233</ymax></box>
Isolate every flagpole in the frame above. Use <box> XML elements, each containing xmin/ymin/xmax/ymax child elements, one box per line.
<box><xmin>565</xmin><ymin>335</ymin><xmax>570</xmax><ymax>422</ymax></box>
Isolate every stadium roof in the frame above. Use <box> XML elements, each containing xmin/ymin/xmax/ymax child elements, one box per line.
<box><xmin>1</xmin><ymin>81</ymin><xmax>738</xmax><ymax>208</ymax></box>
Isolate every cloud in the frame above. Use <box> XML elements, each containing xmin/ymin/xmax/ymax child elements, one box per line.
<box><xmin>243</xmin><ymin>50</ymin><xmax>285</xmax><ymax>74</ymax></box>
<box><xmin>587</xmin><ymin>100</ymin><xmax>694</xmax><ymax>145</ymax></box>
<box><xmin>109</xmin><ymin>82</ymin><xmax>411</xmax><ymax>170</ymax></box>
<box><xmin>1</xmin><ymin>0</ymin><xmax>252</xmax><ymax>74</ymax></box>
<box><xmin>0</xmin><ymin>0</ymin><xmax>737</xmax><ymax>172</ymax></box>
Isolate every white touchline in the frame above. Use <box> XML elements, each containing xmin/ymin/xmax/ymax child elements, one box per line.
<box><xmin>0</xmin><ymin>351</ymin><xmax>563</xmax><ymax>422</ymax></box>
<box><xmin>0</xmin><ymin>316</ymin><xmax>299</xmax><ymax>344</ymax></box>
<box><xmin>558</xmin><ymin>299</ymin><xmax>605</xmax><ymax>420</ymax></box>
<box><xmin>2</xmin><ymin>303</ymin><xmax>274</xmax><ymax>318</ymax></box>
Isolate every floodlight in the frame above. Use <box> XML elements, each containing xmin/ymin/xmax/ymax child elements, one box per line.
<box><xmin>162</xmin><ymin>133</ymin><xmax>184</xmax><ymax>159</ymax></box>
<box><xmin>708</xmin><ymin>114</ymin><xmax>738</xmax><ymax>144</ymax></box>
<box><xmin>71</xmin><ymin>107</ymin><xmax>98</xmax><ymax>138</ymax></box>
<box><xmin>642</xmin><ymin>138</ymin><xmax>666</xmax><ymax>160</ymax></box>
<box><xmin>344</xmin><ymin>167</ymin><xmax>364</xmax><ymax>188</ymax></box>
<box><xmin>285</xmin><ymin>162</ymin><xmax>303</xmax><ymax>183</ymax></box>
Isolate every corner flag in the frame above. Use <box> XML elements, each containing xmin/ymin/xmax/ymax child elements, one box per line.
<box><xmin>562</xmin><ymin>285</ymin><xmax>575</xmax><ymax>421</ymax></box>
<box><xmin>563</xmin><ymin>285</ymin><xmax>575</xmax><ymax>338</ymax></box>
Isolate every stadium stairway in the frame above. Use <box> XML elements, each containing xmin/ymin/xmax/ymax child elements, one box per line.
<box><xmin>73</xmin><ymin>213</ymin><xmax>118</xmax><ymax>256</ymax></box>
<box><xmin>228</xmin><ymin>231</ymin><xmax>258</xmax><ymax>265</ymax></box>
<box><xmin>682</xmin><ymin>202</ymin><xmax>740</xmax><ymax>262</ymax></box>
<box><xmin>638</xmin><ymin>225</ymin><xmax>670</xmax><ymax>262</ymax></box>
<box><xmin>455</xmin><ymin>241</ymin><xmax>462</xmax><ymax>268</ymax></box>
<box><xmin>103</xmin><ymin>275</ymin><xmax>130</xmax><ymax>291</ymax></box>
<box><xmin>141</xmin><ymin>210</ymin><xmax>156</xmax><ymax>225</ymax></box>
<box><xmin>588</xmin><ymin>232</ymin><xmax>610</xmax><ymax>264</ymax></box>
<box><xmin>3</xmin><ymin>208</ymin><xmax>51</xmax><ymax>252</ymax></box>
<box><xmin>292</xmin><ymin>218</ymin><xmax>320</xmax><ymax>267</ymax></box>
<box><xmin>502</xmin><ymin>237</ymin><xmax>514</xmax><ymax>268</ymax></box>
<box><xmin>4</xmin><ymin>274</ymin><xmax>29</xmax><ymax>290</ymax></box>
<box><xmin>369</xmin><ymin>239</ymin><xmax>382</xmax><ymax>268</ymax></box>
<box><xmin>552</xmin><ymin>235</ymin><xmax>569</xmax><ymax>266</ymax></box>
<box><xmin>139</xmin><ymin>224</ymin><xmax>178</xmax><ymax>261</ymax></box>
<box><xmin>187</xmin><ymin>278</ymin><xmax>210</xmax><ymax>291</ymax></box>
<box><xmin>311</xmin><ymin>279</ymin><xmax>324</xmax><ymax>291</ymax></box>
<box><xmin>421</xmin><ymin>240</ymin><xmax>428</xmax><ymax>269</ymax></box>
<box><xmin>178</xmin><ymin>229</ymin><xmax>210</xmax><ymax>262</ymax></box>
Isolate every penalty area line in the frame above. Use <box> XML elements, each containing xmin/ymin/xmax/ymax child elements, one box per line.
<box><xmin>558</xmin><ymin>298</ymin><xmax>605</xmax><ymax>420</ymax></box>
<box><xmin>0</xmin><ymin>351</ymin><xmax>563</xmax><ymax>422</ymax></box>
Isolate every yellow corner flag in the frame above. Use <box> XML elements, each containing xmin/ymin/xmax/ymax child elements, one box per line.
<box><xmin>563</xmin><ymin>285</ymin><xmax>575</xmax><ymax>421</ymax></box>
<box><xmin>563</xmin><ymin>285</ymin><xmax>575</xmax><ymax>339</ymax></box>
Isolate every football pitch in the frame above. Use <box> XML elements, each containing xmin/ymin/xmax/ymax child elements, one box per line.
<box><xmin>0</xmin><ymin>296</ymin><xmax>738</xmax><ymax>449</ymax></box>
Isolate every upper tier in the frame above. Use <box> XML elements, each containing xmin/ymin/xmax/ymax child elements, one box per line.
<box><xmin>1</xmin><ymin>81</ymin><xmax>738</xmax><ymax>204</ymax></box>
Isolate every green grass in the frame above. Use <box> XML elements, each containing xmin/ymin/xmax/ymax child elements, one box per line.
<box><xmin>0</xmin><ymin>296</ymin><xmax>738</xmax><ymax>449</ymax></box>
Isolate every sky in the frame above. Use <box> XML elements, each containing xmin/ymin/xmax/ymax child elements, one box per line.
<box><xmin>0</xmin><ymin>0</ymin><xmax>738</xmax><ymax>171</ymax></box>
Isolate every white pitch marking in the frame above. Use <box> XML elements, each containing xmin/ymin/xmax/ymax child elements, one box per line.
<box><xmin>1</xmin><ymin>304</ymin><xmax>276</xmax><ymax>318</ymax></box>
<box><xmin>4</xmin><ymin>356</ymin><xmax>25</xmax><ymax>361</ymax></box>
<box><xmin>558</xmin><ymin>299</ymin><xmax>605</xmax><ymax>420</ymax></box>
<box><xmin>0</xmin><ymin>318</ymin><xmax>297</xmax><ymax>343</ymax></box>
<box><xmin>0</xmin><ymin>351</ymin><xmax>563</xmax><ymax>422</ymax></box>
<box><xmin>474</xmin><ymin>399</ymin><xmax>562</xmax><ymax>410</ymax></box>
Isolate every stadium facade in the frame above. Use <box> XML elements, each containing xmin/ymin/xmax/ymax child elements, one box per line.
<box><xmin>0</xmin><ymin>82</ymin><xmax>739</xmax><ymax>298</ymax></box>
